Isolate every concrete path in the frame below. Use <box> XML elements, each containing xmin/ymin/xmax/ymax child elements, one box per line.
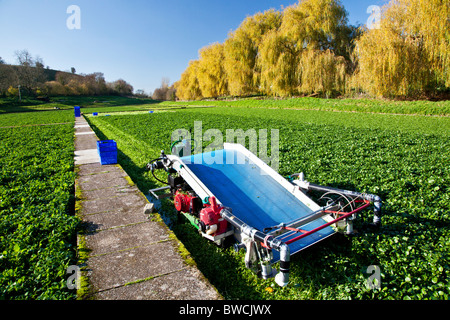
<box><xmin>74</xmin><ymin>115</ymin><xmax>222</xmax><ymax>300</ymax></box>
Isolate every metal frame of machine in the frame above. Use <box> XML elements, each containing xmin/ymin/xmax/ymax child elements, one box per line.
<box><xmin>147</xmin><ymin>143</ymin><xmax>382</xmax><ymax>287</ymax></box>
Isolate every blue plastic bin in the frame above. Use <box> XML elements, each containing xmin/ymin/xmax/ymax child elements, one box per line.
<box><xmin>74</xmin><ymin>106</ymin><xmax>81</xmax><ymax>117</ymax></box>
<box><xmin>97</xmin><ymin>140</ymin><xmax>117</xmax><ymax>165</ymax></box>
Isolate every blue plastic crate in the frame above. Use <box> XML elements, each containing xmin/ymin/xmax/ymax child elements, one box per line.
<box><xmin>97</xmin><ymin>140</ymin><xmax>116</xmax><ymax>152</ymax></box>
<box><xmin>97</xmin><ymin>140</ymin><xmax>117</xmax><ymax>165</ymax></box>
<box><xmin>98</xmin><ymin>151</ymin><xmax>117</xmax><ymax>165</ymax></box>
<box><xmin>74</xmin><ymin>106</ymin><xmax>81</xmax><ymax>117</ymax></box>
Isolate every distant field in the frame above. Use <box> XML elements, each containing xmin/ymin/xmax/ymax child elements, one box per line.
<box><xmin>2</xmin><ymin>95</ymin><xmax>449</xmax><ymax>116</ymax></box>
<box><xmin>158</xmin><ymin>97</ymin><xmax>450</xmax><ymax>116</ymax></box>
<box><xmin>0</xmin><ymin>96</ymin><xmax>159</xmax><ymax>114</ymax></box>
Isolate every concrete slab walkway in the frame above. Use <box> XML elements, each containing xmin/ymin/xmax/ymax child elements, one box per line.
<box><xmin>74</xmin><ymin>115</ymin><xmax>222</xmax><ymax>300</ymax></box>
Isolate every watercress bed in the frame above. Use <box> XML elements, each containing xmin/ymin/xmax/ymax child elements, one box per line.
<box><xmin>87</xmin><ymin>106</ymin><xmax>449</xmax><ymax>300</ymax></box>
<box><xmin>0</xmin><ymin>114</ymin><xmax>79</xmax><ymax>299</ymax></box>
<box><xmin>1</xmin><ymin>98</ymin><xmax>447</xmax><ymax>300</ymax></box>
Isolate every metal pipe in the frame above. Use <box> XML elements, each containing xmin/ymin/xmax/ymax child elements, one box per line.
<box><xmin>221</xmin><ymin>208</ymin><xmax>273</xmax><ymax>247</ymax></box>
<box><xmin>220</xmin><ymin>208</ymin><xmax>291</xmax><ymax>287</ymax></box>
<box><xmin>304</xmin><ymin>182</ymin><xmax>382</xmax><ymax>228</ymax></box>
<box><xmin>371</xmin><ymin>195</ymin><xmax>382</xmax><ymax>227</ymax></box>
<box><xmin>285</xmin><ymin>200</ymin><xmax>371</xmax><ymax>245</ymax></box>
<box><xmin>274</xmin><ymin>243</ymin><xmax>290</xmax><ymax>287</ymax></box>
<box><xmin>282</xmin><ymin>203</ymin><xmax>335</xmax><ymax>231</ymax></box>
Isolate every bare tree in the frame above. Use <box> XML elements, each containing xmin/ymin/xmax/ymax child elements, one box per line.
<box><xmin>83</xmin><ymin>72</ymin><xmax>107</xmax><ymax>95</ymax></box>
<box><xmin>152</xmin><ymin>77</ymin><xmax>176</xmax><ymax>100</ymax></box>
<box><xmin>35</xmin><ymin>56</ymin><xmax>44</xmax><ymax>69</ymax></box>
<box><xmin>15</xmin><ymin>49</ymin><xmax>34</xmax><ymax>67</ymax></box>
<box><xmin>161</xmin><ymin>77</ymin><xmax>170</xmax><ymax>89</ymax></box>
<box><xmin>109</xmin><ymin>79</ymin><xmax>133</xmax><ymax>96</ymax></box>
<box><xmin>152</xmin><ymin>87</ymin><xmax>165</xmax><ymax>100</ymax></box>
<box><xmin>13</xmin><ymin>49</ymin><xmax>47</xmax><ymax>95</ymax></box>
<box><xmin>165</xmin><ymin>86</ymin><xmax>177</xmax><ymax>101</ymax></box>
<box><xmin>135</xmin><ymin>89</ymin><xmax>148</xmax><ymax>97</ymax></box>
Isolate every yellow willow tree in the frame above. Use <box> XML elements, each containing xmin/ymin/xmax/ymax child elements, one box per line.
<box><xmin>196</xmin><ymin>42</ymin><xmax>229</xmax><ymax>98</ymax></box>
<box><xmin>258</xmin><ymin>29</ymin><xmax>300</xmax><ymax>96</ymax></box>
<box><xmin>281</xmin><ymin>0</ymin><xmax>351</xmax><ymax>57</ymax></box>
<box><xmin>414</xmin><ymin>0</ymin><xmax>450</xmax><ymax>88</ymax></box>
<box><xmin>299</xmin><ymin>49</ymin><xmax>347</xmax><ymax>97</ymax></box>
<box><xmin>355</xmin><ymin>0</ymin><xmax>450</xmax><ymax>97</ymax></box>
<box><xmin>258</xmin><ymin>0</ymin><xmax>354</xmax><ymax>97</ymax></box>
<box><xmin>223</xmin><ymin>9</ymin><xmax>282</xmax><ymax>96</ymax></box>
<box><xmin>175</xmin><ymin>60</ymin><xmax>203</xmax><ymax>101</ymax></box>
<box><xmin>284</xmin><ymin>0</ymin><xmax>353</xmax><ymax>96</ymax></box>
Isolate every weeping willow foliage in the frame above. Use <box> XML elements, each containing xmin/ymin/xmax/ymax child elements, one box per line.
<box><xmin>175</xmin><ymin>0</ymin><xmax>449</xmax><ymax>100</ymax></box>
<box><xmin>223</xmin><ymin>9</ymin><xmax>282</xmax><ymax>96</ymax></box>
<box><xmin>175</xmin><ymin>60</ymin><xmax>202</xmax><ymax>101</ymax></box>
<box><xmin>355</xmin><ymin>0</ymin><xmax>450</xmax><ymax>97</ymax></box>
<box><xmin>196</xmin><ymin>42</ymin><xmax>229</xmax><ymax>98</ymax></box>
<box><xmin>258</xmin><ymin>0</ymin><xmax>352</xmax><ymax>97</ymax></box>
<box><xmin>299</xmin><ymin>49</ymin><xmax>347</xmax><ymax>97</ymax></box>
<box><xmin>280</xmin><ymin>0</ymin><xmax>351</xmax><ymax>56</ymax></box>
<box><xmin>416</xmin><ymin>0</ymin><xmax>450</xmax><ymax>88</ymax></box>
<box><xmin>258</xmin><ymin>30</ymin><xmax>300</xmax><ymax>96</ymax></box>
<box><xmin>223</xmin><ymin>33</ymin><xmax>256</xmax><ymax>96</ymax></box>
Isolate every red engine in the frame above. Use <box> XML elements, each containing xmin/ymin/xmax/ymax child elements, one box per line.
<box><xmin>174</xmin><ymin>192</ymin><xmax>228</xmax><ymax>236</ymax></box>
<box><xmin>199</xmin><ymin>196</ymin><xmax>228</xmax><ymax>236</ymax></box>
<box><xmin>174</xmin><ymin>191</ymin><xmax>194</xmax><ymax>213</ymax></box>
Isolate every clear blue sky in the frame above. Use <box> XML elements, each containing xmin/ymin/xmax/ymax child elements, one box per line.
<box><xmin>0</xmin><ymin>0</ymin><xmax>388</xmax><ymax>94</ymax></box>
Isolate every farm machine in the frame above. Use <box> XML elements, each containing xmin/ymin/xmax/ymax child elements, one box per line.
<box><xmin>147</xmin><ymin>142</ymin><xmax>382</xmax><ymax>287</ymax></box>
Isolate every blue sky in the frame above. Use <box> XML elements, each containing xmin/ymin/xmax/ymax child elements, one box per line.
<box><xmin>0</xmin><ymin>0</ymin><xmax>388</xmax><ymax>94</ymax></box>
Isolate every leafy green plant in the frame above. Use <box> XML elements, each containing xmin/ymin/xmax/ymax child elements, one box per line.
<box><xmin>0</xmin><ymin>110</ymin><xmax>74</xmax><ymax>127</ymax></box>
<box><xmin>158</xmin><ymin>96</ymin><xmax>450</xmax><ymax>116</ymax></box>
<box><xmin>0</xmin><ymin>123</ymin><xmax>80</xmax><ymax>300</ymax></box>
<box><xmin>87</xmin><ymin>105</ymin><xmax>449</xmax><ymax>300</ymax></box>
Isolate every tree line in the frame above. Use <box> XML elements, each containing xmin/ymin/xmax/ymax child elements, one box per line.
<box><xmin>175</xmin><ymin>0</ymin><xmax>449</xmax><ymax>100</ymax></box>
<box><xmin>0</xmin><ymin>50</ymin><xmax>134</xmax><ymax>98</ymax></box>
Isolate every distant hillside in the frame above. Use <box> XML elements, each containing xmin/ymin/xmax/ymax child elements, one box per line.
<box><xmin>43</xmin><ymin>67</ymin><xmax>83</xmax><ymax>82</ymax></box>
<box><xmin>0</xmin><ymin>64</ymin><xmax>133</xmax><ymax>97</ymax></box>
<box><xmin>0</xmin><ymin>64</ymin><xmax>82</xmax><ymax>81</ymax></box>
